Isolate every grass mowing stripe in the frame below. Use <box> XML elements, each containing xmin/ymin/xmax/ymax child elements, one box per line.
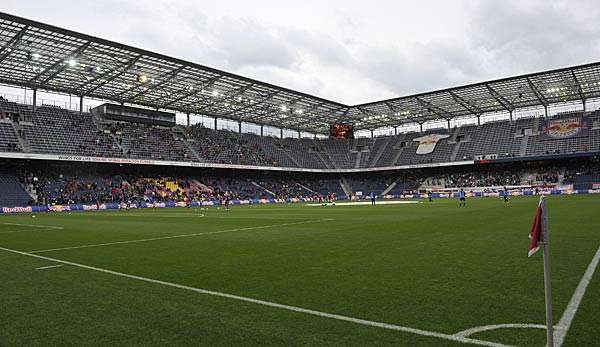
<box><xmin>0</xmin><ymin>245</ymin><xmax>509</xmax><ymax>347</ymax></box>
<box><xmin>28</xmin><ymin>219</ymin><xmax>328</xmax><ymax>254</ymax></box>
<box><xmin>555</xmin><ymin>246</ymin><xmax>600</xmax><ymax>346</ymax></box>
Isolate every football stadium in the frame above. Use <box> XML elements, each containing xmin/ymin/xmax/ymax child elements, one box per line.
<box><xmin>1</xmin><ymin>7</ymin><xmax>600</xmax><ymax>347</ymax></box>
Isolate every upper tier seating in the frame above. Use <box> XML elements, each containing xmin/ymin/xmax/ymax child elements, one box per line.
<box><xmin>0</xmin><ymin>100</ymin><xmax>599</xmax><ymax>169</ymax></box>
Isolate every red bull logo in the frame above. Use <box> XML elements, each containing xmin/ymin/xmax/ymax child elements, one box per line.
<box><xmin>544</xmin><ymin>118</ymin><xmax>585</xmax><ymax>139</ymax></box>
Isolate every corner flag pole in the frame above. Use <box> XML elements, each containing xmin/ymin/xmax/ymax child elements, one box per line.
<box><xmin>541</xmin><ymin>197</ymin><xmax>554</xmax><ymax>346</ymax></box>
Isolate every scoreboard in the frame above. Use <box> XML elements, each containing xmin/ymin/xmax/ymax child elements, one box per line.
<box><xmin>330</xmin><ymin>122</ymin><xmax>354</xmax><ymax>139</ymax></box>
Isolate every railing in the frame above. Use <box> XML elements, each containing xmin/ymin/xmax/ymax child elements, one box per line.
<box><xmin>0</xmin><ymin>92</ymin><xmax>94</xmax><ymax>112</ymax></box>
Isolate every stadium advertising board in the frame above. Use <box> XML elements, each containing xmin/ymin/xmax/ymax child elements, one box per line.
<box><xmin>540</xmin><ymin>116</ymin><xmax>589</xmax><ymax>140</ymax></box>
<box><xmin>1</xmin><ymin>188</ymin><xmax>598</xmax><ymax>215</ymax></box>
<box><xmin>0</xmin><ymin>151</ymin><xmax>474</xmax><ymax>173</ymax></box>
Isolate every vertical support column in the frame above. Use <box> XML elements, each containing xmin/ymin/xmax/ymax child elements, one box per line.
<box><xmin>214</xmin><ymin>117</ymin><xmax>218</xmax><ymax>130</ymax></box>
<box><xmin>394</xmin><ymin>126</ymin><xmax>398</xmax><ymax>136</ymax></box>
<box><xmin>419</xmin><ymin>123</ymin><xmax>423</xmax><ymax>133</ymax></box>
<box><xmin>447</xmin><ymin>118</ymin><xmax>451</xmax><ymax>129</ymax></box>
<box><xmin>477</xmin><ymin>115</ymin><xmax>481</xmax><ymax>126</ymax></box>
<box><xmin>370</xmin><ymin>130</ymin><xmax>374</xmax><ymax>138</ymax></box>
<box><xmin>509</xmin><ymin>110</ymin><xmax>514</xmax><ymax>122</ymax></box>
<box><xmin>297</xmin><ymin>130</ymin><xmax>301</xmax><ymax>138</ymax></box>
<box><xmin>238</xmin><ymin>121</ymin><xmax>242</xmax><ymax>134</ymax></box>
<box><xmin>544</xmin><ymin>105</ymin><xmax>549</xmax><ymax>118</ymax></box>
<box><xmin>260</xmin><ymin>125</ymin><xmax>264</xmax><ymax>136</ymax></box>
<box><xmin>32</xmin><ymin>89</ymin><xmax>37</xmax><ymax>111</ymax></box>
<box><xmin>186</xmin><ymin>113</ymin><xmax>190</xmax><ymax>126</ymax></box>
<box><xmin>583</xmin><ymin>99</ymin><xmax>587</xmax><ymax>112</ymax></box>
<box><xmin>79</xmin><ymin>96</ymin><xmax>84</xmax><ymax>114</ymax></box>
<box><xmin>280</xmin><ymin>128</ymin><xmax>283</xmax><ymax>138</ymax></box>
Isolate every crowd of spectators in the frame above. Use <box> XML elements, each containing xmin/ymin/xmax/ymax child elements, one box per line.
<box><xmin>186</xmin><ymin>125</ymin><xmax>276</xmax><ymax>166</ymax></box>
<box><xmin>18</xmin><ymin>170</ymin><xmax>343</xmax><ymax>206</ymax></box>
<box><xmin>420</xmin><ymin>164</ymin><xmax>567</xmax><ymax>188</ymax></box>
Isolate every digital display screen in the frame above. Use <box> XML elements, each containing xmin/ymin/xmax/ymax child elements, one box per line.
<box><xmin>330</xmin><ymin>122</ymin><xmax>354</xmax><ymax>139</ymax></box>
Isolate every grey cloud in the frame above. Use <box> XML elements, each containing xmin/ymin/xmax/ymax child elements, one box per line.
<box><xmin>350</xmin><ymin>39</ymin><xmax>485</xmax><ymax>97</ymax></box>
<box><xmin>466</xmin><ymin>0</ymin><xmax>600</xmax><ymax>74</ymax></box>
<box><xmin>204</xmin><ymin>18</ymin><xmax>299</xmax><ymax>70</ymax></box>
<box><xmin>3</xmin><ymin>0</ymin><xmax>600</xmax><ymax>105</ymax></box>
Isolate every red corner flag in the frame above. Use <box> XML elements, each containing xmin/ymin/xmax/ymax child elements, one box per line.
<box><xmin>528</xmin><ymin>196</ymin><xmax>546</xmax><ymax>257</ymax></box>
<box><xmin>528</xmin><ymin>196</ymin><xmax>554</xmax><ymax>347</ymax></box>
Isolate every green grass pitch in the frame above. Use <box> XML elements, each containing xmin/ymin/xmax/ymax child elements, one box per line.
<box><xmin>1</xmin><ymin>195</ymin><xmax>599</xmax><ymax>346</ymax></box>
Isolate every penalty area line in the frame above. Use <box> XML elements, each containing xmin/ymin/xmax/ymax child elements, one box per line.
<box><xmin>0</xmin><ymin>245</ymin><xmax>507</xmax><ymax>347</ymax></box>
<box><xmin>28</xmin><ymin>219</ymin><xmax>329</xmax><ymax>254</ymax></box>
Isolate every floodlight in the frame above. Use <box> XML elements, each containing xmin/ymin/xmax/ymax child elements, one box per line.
<box><xmin>137</xmin><ymin>74</ymin><xmax>149</xmax><ymax>84</ymax></box>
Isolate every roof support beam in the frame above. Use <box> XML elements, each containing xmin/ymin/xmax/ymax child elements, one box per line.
<box><xmin>196</xmin><ymin>83</ymin><xmax>255</xmax><ymax>113</ymax></box>
<box><xmin>448</xmin><ymin>91</ymin><xmax>481</xmax><ymax>115</ymax></box>
<box><xmin>123</xmin><ymin>65</ymin><xmax>186</xmax><ymax>102</ymax></box>
<box><xmin>299</xmin><ymin>101</ymin><xmax>327</xmax><ymax>116</ymax></box>
<box><xmin>115</xmin><ymin>64</ymin><xmax>185</xmax><ymax>100</ymax></box>
<box><xmin>570</xmin><ymin>71</ymin><xmax>586</xmax><ymax>102</ymax></box>
<box><xmin>283</xmin><ymin>96</ymin><xmax>305</xmax><ymax>110</ymax></box>
<box><xmin>29</xmin><ymin>41</ymin><xmax>91</xmax><ymax>86</ymax></box>
<box><xmin>485</xmin><ymin>84</ymin><xmax>515</xmax><ymax>112</ymax></box>
<box><xmin>384</xmin><ymin>101</ymin><xmax>400</xmax><ymax>114</ymax></box>
<box><xmin>356</xmin><ymin>106</ymin><xmax>397</xmax><ymax>128</ymax></box>
<box><xmin>414</xmin><ymin>96</ymin><xmax>455</xmax><ymax>120</ymax></box>
<box><xmin>0</xmin><ymin>25</ymin><xmax>28</xmax><ymax>65</ymax></box>
<box><xmin>223</xmin><ymin>90</ymin><xmax>280</xmax><ymax>117</ymax></box>
<box><xmin>78</xmin><ymin>55</ymin><xmax>142</xmax><ymax>95</ymax></box>
<box><xmin>158</xmin><ymin>74</ymin><xmax>222</xmax><ymax>109</ymax></box>
<box><xmin>526</xmin><ymin>77</ymin><xmax>548</xmax><ymax>106</ymax></box>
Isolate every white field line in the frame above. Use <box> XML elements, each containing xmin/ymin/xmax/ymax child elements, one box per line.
<box><xmin>454</xmin><ymin>323</ymin><xmax>547</xmax><ymax>338</ymax></box>
<box><xmin>35</xmin><ymin>264</ymin><xmax>64</xmax><ymax>270</ymax></box>
<box><xmin>71</xmin><ymin>213</ymin><xmax>314</xmax><ymax>220</ymax></box>
<box><xmin>0</xmin><ymin>222</ymin><xmax>64</xmax><ymax>229</ymax></box>
<box><xmin>0</xmin><ymin>245</ymin><xmax>508</xmax><ymax>347</ymax></box>
<box><xmin>0</xmin><ymin>222</ymin><xmax>64</xmax><ymax>234</ymax></box>
<box><xmin>453</xmin><ymin>246</ymin><xmax>600</xmax><ymax>345</ymax></box>
<box><xmin>306</xmin><ymin>200</ymin><xmax>421</xmax><ymax>207</ymax></box>
<box><xmin>29</xmin><ymin>219</ymin><xmax>327</xmax><ymax>254</ymax></box>
<box><xmin>70</xmin><ymin>213</ymin><xmax>206</xmax><ymax>218</ymax></box>
<box><xmin>554</xmin><ymin>246</ymin><xmax>600</xmax><ymax>347</ymax></box>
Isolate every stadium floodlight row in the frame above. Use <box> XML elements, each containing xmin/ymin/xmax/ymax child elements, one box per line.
<box><xmin>1</xmin><ymin>11</ymin><xmax>600</xmax><ymax>135</ymax></box>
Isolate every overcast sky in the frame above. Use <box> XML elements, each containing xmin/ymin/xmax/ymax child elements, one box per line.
<box><xmin>3</xmin><ymin>0</ymin><xmax>600</xmax><ymax>105</ymax></box>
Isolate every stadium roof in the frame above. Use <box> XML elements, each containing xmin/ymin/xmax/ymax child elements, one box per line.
<box><xmin>1</xmin><ymin>12</ymin><xmax>600</xmax><ymax>134</ymax></box>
